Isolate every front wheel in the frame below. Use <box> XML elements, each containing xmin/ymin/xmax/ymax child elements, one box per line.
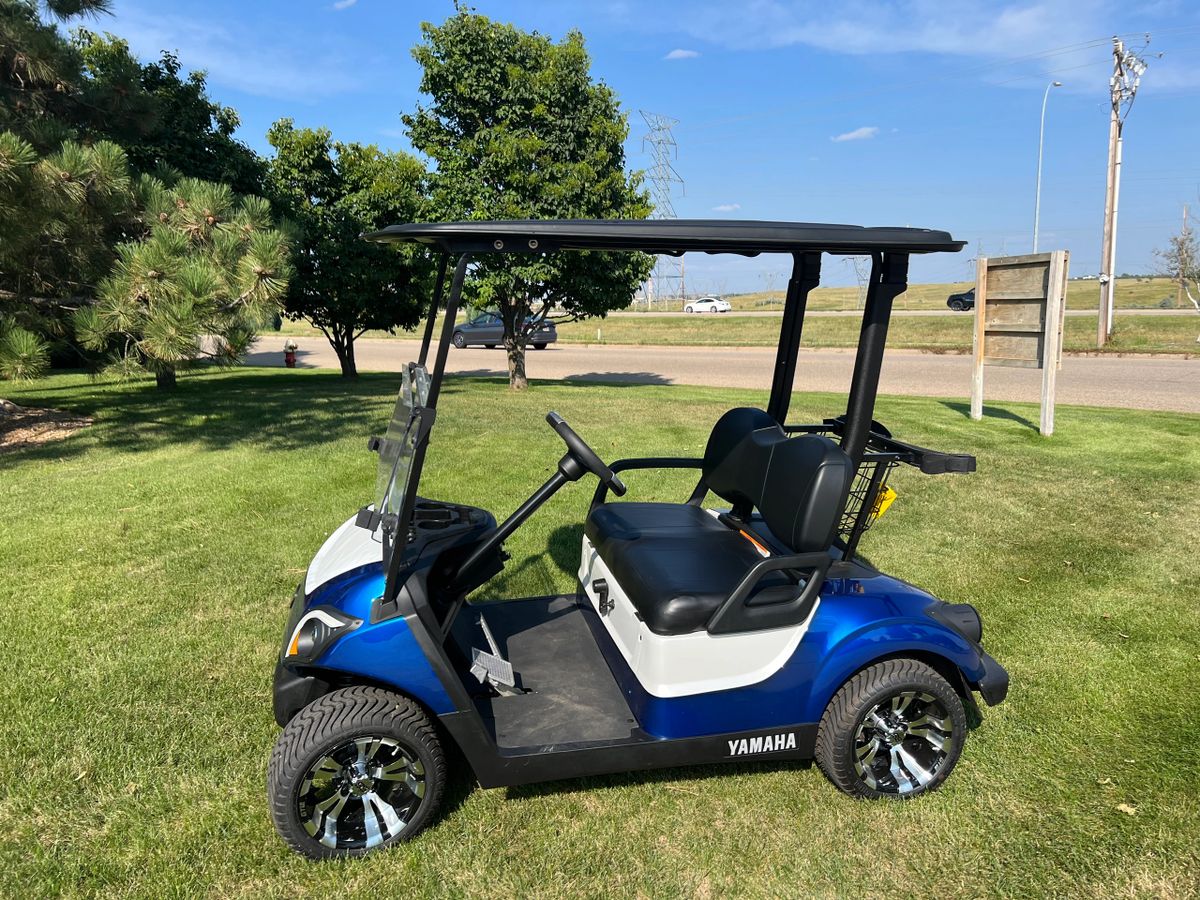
<box><xmin>815</xmin><ymin>659</ymin><xmax>966</xmax><ymax>799</ymax></box>
<box><xmin>949</xmin><ymin>300</ymin><xmax>964</xmax><ymax>311</ymax></box>
<box><xmin>685</xmin><ymin>306</ymin><xmax>695</xmax><ymax>314</ymax></box>
<box><xmin>451</xmin><ymin>332</ymin><xmax>466</xmax><ymax>349</ymax></box>
<box><xmin>268</xmin><ymin>686</ymin><xmax>446</xmax><ymax>859</ymax></box>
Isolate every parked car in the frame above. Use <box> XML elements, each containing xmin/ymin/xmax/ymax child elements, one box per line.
<box><xmin>946</xmin><ymin>288</ymin><xmax>975</xmax><ymax>311</ymax></box>
<box><xmin>451</xmin><ymin>312</ymin><xmax>557</xmax><ymax>349</ymax></box>
<box><xmin>684</xmin><ymin>296</ymin><xmax>731</xmax><ymax>313</ymax></box>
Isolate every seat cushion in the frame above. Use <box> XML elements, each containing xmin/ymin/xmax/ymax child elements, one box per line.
<box><xmin>585</xmin><ymin>503</ymin><xmax>791</xmax><ymax>635</ymax></box>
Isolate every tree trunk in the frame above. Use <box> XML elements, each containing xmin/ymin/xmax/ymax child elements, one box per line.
<box><xmin>155</xmin><ymin>367</ymin><xmax>176</xmax><ymax>390</ymax></box>
<box><xmin>504</xmin><ymin>334</ymin><xmax>528</xmax><ymax>391</ymax></box>
<box><xmin>329</xmin><ymin>326</ymin><xmax>358</xmax><ymax>378</ymax></box>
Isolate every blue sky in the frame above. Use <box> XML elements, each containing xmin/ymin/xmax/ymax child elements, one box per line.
<box><xmin>97</xmin><ymin>0</ymin><xmax>1200</xmax><ymax>292</ymax></box>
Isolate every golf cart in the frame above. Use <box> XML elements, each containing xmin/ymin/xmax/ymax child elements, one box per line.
<box><xmin>267</xmin><ymin>220</ymin><xmax>1008</xmax><ymax>860</ymax></box>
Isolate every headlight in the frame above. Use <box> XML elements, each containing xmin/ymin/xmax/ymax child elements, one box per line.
<box><xmin>284</xmin><ymin>607</ymin><xmax>361</xmax><ymax>662</ymax></box>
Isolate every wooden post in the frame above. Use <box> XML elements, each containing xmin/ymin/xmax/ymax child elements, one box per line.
<box><xmin>970</xmin><ymin>255</ymin><xmax>988</xmax><ymax>420</ymax></box>
<box><xmin>1039</xmin><ymin>250</ymin><xmax>1069</xmax><ymax>435</ymax></box>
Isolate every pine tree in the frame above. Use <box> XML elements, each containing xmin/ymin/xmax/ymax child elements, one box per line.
<box><xmin>74</xmin><ymin>174</ymin><xmax>292</xmax><ymax>388</ymax></box>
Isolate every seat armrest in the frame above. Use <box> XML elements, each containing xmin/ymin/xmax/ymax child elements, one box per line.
<box><xmin>590</xmin><ymin>457</ymin><xmax>704</xmax><ymax>508</ymax></box>
<box><xmin>706</xmin><ymin>551</ymin><xmax>831</xmax><ymax>635</ymax></box>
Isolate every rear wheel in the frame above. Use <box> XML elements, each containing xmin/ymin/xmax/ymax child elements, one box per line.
<box><xmin>484</xmin><ymin>344</ymin><xmax>496</xmax><ymax>349</ymax></box>
<box><xmin>685</xmin><ymin>306</ymin><xmax>695</xmax><ymax>313</ymax></box>
<box><xmin>533</xmin><ymin>343</ymin><xmax>547</xmax><ymax>350</ymax></box>
<box><xmin>815</xmin><ymin>658</ymin><xmax>966</xmax><ymax>799</ymax></box>
<box><xmin>451</xmin><ymin>332</ymin><xmax>466</xmax><ymax>348</ymax></box>
<box><xmin>268</xmin><ymin>686</ymin><xmax>446</xmax><ymax>859</ymax></box>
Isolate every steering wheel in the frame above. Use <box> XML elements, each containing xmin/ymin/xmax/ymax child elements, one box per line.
<box><xmin>545</xmin><ymin>412</ymin><xmax>627</xmax><ymax>497</ymax></box>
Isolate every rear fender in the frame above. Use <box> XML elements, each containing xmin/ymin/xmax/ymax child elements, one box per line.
<box><xmin>803</xmin><ymin>619</ymin><xmax>988</xmax><ymax>722</ymax></box>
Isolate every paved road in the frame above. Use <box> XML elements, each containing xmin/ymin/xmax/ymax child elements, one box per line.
<box><xmin>610</xmin><ymin>308</ymin><xmax>1197</xmax><ymax>318</ymax></box>
<box><xmin>249</xmin><ymin>337</ymin><xmax>1198</xmax><ymax>414</ymax></box>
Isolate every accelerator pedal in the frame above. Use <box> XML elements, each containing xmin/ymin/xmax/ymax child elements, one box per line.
<box><xmin>469</xmin><ymin>613</ymin><xmax>517</xmax><ymax>693</ymax></box>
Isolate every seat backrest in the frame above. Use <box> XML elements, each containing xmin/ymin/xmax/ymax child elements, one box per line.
<box><xmin>702</xmin><ymin>407</ymin><xmax>853</xmax><ymax>553</ymax></box>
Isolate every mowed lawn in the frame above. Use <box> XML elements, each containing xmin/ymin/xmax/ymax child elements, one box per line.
<box><xmin>556</xmin><ymin>311</ymin><xmax>1200</xmax><ymax>354</ymax></box>
<box><xmin>725</xmin><ymin>276</ymin><xmax>1180</xmax><ymax>312</ymax></box>
<box><xmin>1</xmin><ymin>369</ymin><xmax>1198</xmax><ymax>898</ymax></box>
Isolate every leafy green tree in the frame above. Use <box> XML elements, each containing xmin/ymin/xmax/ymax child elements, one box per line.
<box><xmin>76</xmin><ymin>32</ymin><xmax>266</xmax><ymax>195</ymax></box>
<box><xmin>404</xmin><ymin>8</ymin><xmax>652</xmax><ymax>389</ymax></box>
<box><xmin>267</xmin><ymin>119</ymin><xmax>431</xmax><ymax>378</ymax></box>
<box><xmin>74</xmin><ymin>175</ymin><xmax>292</xmax><ymax>388</ymax></box>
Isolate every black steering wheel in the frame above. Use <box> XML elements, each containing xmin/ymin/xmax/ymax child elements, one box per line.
<box><xmin>545</xmin><ymin>412</ymin><xmax>627</xmax><ymax>497</ymax></box>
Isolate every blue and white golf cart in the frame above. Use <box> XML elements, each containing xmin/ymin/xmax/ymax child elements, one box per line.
<box><xmin>267</xmin><ymin>220</ymin><xmax>1008</xmax><ymax>859</ymax></box>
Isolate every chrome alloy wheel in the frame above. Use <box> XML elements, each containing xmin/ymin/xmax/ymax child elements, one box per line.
<box><xmin>853</xmin><ymin>690</ymin><xmax>955</xmax><ymax>795</ymax></box>
<box><xmin>298</xmin><ymin>736</ymin><xmax>426</xmax><ymax>851</ymax></box>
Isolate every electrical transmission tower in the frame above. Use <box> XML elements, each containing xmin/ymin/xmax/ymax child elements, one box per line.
<box><xmin>640</xmin><ymin>111</ymin><xmax>685</xmax><ymax>307</ymax></box>
<box><xmin>1097</xmin><ymin>34</ymin><xmax>1157</xmax><ymax>347</ymax></box>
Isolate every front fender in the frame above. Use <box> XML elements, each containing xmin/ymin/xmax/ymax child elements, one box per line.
<box><xmin>277</xmin><ymin>563</ymin><xmax>455</xmax><ymax>720</ymax></box>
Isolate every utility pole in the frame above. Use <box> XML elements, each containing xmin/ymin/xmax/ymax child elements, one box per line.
<box><xmin>1098</xmin><ymin>35</ymin><xmax>1153</xmax><ymax>347</ymax></box>
<box><xmin>640</xmin><ymin>111</ymin><xmax>685</xmax><ymax>308</ymax></box>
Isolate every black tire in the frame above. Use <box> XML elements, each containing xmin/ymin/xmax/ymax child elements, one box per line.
<box><xmin>484</xmin><ymin>343</ymin><xmax>496</xmax><ymax>349</ymax></box>
<box><xmin>949</xmin><ymin>300</ymin><xmax>964</xmax><ymax>311</ymax></box>
<box><xmin>451</xmin><ymin>332</ymin><xmax>466</xmax><ymax>348</ymax></box>
<box><xmin>685</xmin><ymin>306</ymin><xmax>695</xmax><ymax>314</ymax></box>
<box><xmin>815</xmin><ymin>658</ymin><xmax>966</xmax><ymax>800</ymax></box>
<box><xmin>268</xmin><ymin>686</ymin><xmax>446</xmax><ymax>860</ymax></box>
<box><xmin>532</xmin><ymin>343</ymin><xmax>547</xmax><ymax>350</ymax></box>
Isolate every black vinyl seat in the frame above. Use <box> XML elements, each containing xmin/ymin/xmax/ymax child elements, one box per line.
<box><xmin>585</xmin><ymin>408</ymin><xmax>853</xmax><ymax>636</ymax></box>
<box><xmin>584</xmin><ymin>504</ymin><xmax>792</xmax><ymax>635</ymax></box>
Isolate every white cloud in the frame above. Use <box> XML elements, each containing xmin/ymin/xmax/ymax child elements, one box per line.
<box><xmin>332</xmin><ymin>0</ymin><xmax>358</xmax><ymax>8</ymax></box>
<box><xmin>664</xmin><ymin>48</ymin><xmax>700</xmax><ymax>60</ymax></box>
<box><xmin>712</xmin><ymin>203</ymin><xmax>741</xmax><ymax>212</ymax></box>
<box><xmin>110</xmin><ymin>4</ymin><xmax>361</xmax><ymax>101</ymax></box>
<box><xmin>831</xmin><ymin>126</ymin><xmax>879</xmax><ymax>142</ymax></box>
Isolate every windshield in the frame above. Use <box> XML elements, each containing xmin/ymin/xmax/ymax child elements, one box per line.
<box><xmin>373</xmin><ymin>363</ymin><xmax>430</xmax><ymax>542</ymax></box>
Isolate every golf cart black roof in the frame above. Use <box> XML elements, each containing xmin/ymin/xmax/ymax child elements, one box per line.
<box><xmin>363</xmin><ymin>219</ymin><xmax>964</xmax><ymax>256</ymax></box>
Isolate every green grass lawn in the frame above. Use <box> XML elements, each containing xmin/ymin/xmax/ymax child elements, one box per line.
<box><xmin>722</xmin><ymin>276</ymin><xmax>1180</xmax><ymax>312</ymax></box>
<box><xmin>278</xmin><ymin>310</ymin><xmax>1199</xmax><ymax>356</ymax></box>
<box><xmin>2</xmin><ymin>369</ymin><xmax>1198</xmax><ymax>897</ymax></box>
<box><xmin>557</xmin><ymin>312</ymin><xmax>1200</xmax><ymax>354</ymax></box>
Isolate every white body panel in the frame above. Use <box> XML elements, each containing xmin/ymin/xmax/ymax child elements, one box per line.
<box><xmin>305</xmin><ymin>514</ymin><xmax>382</xmax><ymax>594</ymax></box>
<box><xmin>579</xmin><ymin>536</ymin><xmax>818</xmax><ymax>698</ymax></box>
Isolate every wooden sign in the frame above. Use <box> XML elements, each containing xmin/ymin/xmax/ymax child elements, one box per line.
<box><xmin>970</xmin><ymin>251</ymin><xmax>1069</xmax><ymax>435</ymax></box>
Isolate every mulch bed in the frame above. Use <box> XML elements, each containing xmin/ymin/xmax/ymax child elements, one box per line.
<box><xmin>0</xmin><ymin>400</ymin><xmax>92</xmax><ymax>452</ymax></box>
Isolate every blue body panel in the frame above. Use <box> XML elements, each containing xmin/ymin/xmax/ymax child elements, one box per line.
<box><xmin>600</xmin><ymin>573</ymin><xmax>984</xmax><ymax>739</ymax></box>
<box><xmin>303</xmin><ymin>566</ymin><xmax>456</xmax><ymax>716</ymax></box>
<box><xmin>300</xmin><ymin>562</ymin><xmax>986</xmax><ymax>742</ymax></box>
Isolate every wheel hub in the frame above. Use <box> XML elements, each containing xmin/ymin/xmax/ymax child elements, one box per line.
<box><xmin>346</xmin><ymin>766</ymin><xmax>374</xmax><ymax>797</ymax></box>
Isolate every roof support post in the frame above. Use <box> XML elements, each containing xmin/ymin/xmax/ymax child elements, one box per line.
<box><xmin>418</xmin><ymin>254</ymin><xmax>451</xmax><ymax>367</ymax></box>
<box><xmin>766</xmin><ymin>252</ymin><xmax>823</xmax><ymax>424</ymax></box>
<box><xmin>840</xmin><ymin>251</ymin><xmax>909</xmax><ymax>465</ymax></box>
<box><xmin>425</xmin><ymin>253</ymin><xmax>471</xmax><ymax>410</ymax></box>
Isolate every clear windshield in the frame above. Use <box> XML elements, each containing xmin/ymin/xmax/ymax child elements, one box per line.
<box><xmin>373</xmin><ymin>363</ymin><xmax>430</xmax><ymax>542</ymax></box>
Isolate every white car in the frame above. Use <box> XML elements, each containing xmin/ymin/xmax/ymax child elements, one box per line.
<box><xmin>684</xmin><ymin>296</ymin><xmax>731</xmax><ymax>313</ymax></box>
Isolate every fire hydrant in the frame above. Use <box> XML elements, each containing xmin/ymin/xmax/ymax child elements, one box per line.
<box><xmin>283</xmin><ymin>339</ymin><xmax>298</xmax><ymax>368</ymax></box>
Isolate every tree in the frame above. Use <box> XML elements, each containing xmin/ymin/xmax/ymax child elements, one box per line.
<box><xmin>0</xmin><ymin>0</ymin><xmax>111</xmax><ymax>149</ymax></box>
<box><xmin>404</xmin><ymin>8</ymin><xmax>652</xmax><ymax>389</ymax></box>
<box><xmin>74</xmin><ymin>174</ymin><xmax>292</xmax><ymax>388</ymax></box>
<box><xmin>1154</xmin><ymin>220</ymin><xmax>1200</xmax><ymax>344</ymax></box>
<box><xmin>0</xmin><ymin>130</ymin><xmax>137</xmax><ymax>380</ymax></box>
<box><xmin>76</xmin><ymin>32</ymin><xmax>266</xmax><ymax>195</ymax></box>
<box><xmin>266</xmin><ymin>119</ymin><xmax>431</xmax><ymax>377</ymax></box>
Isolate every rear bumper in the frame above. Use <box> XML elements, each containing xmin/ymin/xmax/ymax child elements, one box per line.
<box><xmin>973</xmin><ymin>650</ymin><xmax>1009</xmax><ymax>706</ymax></box>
